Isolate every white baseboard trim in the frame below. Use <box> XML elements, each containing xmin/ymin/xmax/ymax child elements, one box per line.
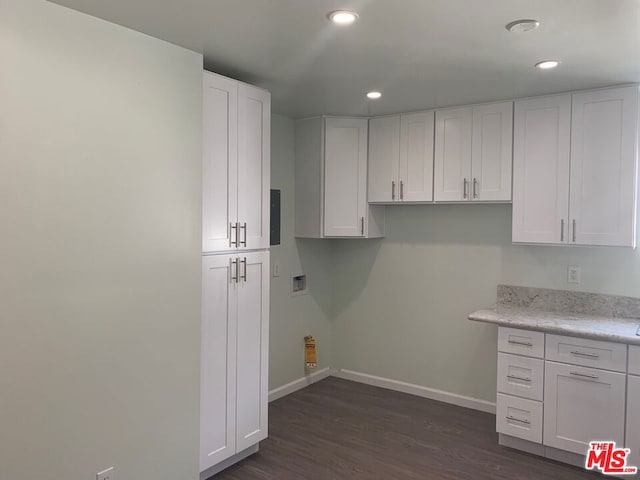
<box><xmin>332</xmin><ymin>368</ymin><xmax>496</xmax><ymax>414</ymax></box>
<box><xmin>268</xmin><ymin>367</ymin><xmax>332</xmax><ymax>403</ymax></box>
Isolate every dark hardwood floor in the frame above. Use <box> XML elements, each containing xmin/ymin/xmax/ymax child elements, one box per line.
<box><xmin>216</xmin><ymin>377</ymin><xmax>598</xmax><ymax>479</ymax></box>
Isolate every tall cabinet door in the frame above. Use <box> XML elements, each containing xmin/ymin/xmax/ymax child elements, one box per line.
<box><xmin>235</xmin><ymin>251</ymin><xmax>270</xmax><ymax>452</ymax></box>
<box><xmin>368</xmin><ymin>116</ymin><xmax>400</xmax><ymax>203</ymax></box>
<box><xmin>512</xmin><ymin>95</ymin><xmax>571</xmax><ymax>244</ymax></box>
<box><xmin>324</xmin><ymin>118</ymin><xmax>368</xmax><ymax>237</ymax></box>
<box><xmin>569</xmin><ymin>86</ymin><xmax>638</xmax><ymax>247</ymax></box>
<box><xmin>626</xmin><ymin>375</ymin><xmax>640</xmax><ymax>471</ymax></box>
<box><xmin>238</xmin><ymin>84</ymin><xmax>271</xmax><ymax>250</ymax></box>
<box><xmin>399</xmin><ymin>111</ymin><xmax>435</xmax><ymax>202</ymax></box>
<box><xmin>543</xmin><ymin>361</ymin><xmax>626</xmax><ymax>455</ymax></box>
<box><xmin>200</xmin><ymin>255</ymin><xmax>237</xmax><ymax>471</ymax></box>
<box><xmin>434</xmin><ymin>107</ymin><xmax>472</xmax><ymax>201</ymax></box>
<box><xmin>202</xmin><ymin>73</ymin><xmax>238</xmax><ymax>253</ymax></box>
<box><xmin>471</xmin><ymin>102</ymin><xmax>513</xmax><ymax>201</ymax></box>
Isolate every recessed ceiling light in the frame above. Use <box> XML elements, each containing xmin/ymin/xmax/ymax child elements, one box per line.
<box><xmin>506</xmin><ymin>19</ymin><xmax>540</xmax><ymax>33</ymax></box>
<box><xmin>535</xmin><ymin>60</ymin><xmax>560</xmax><ymax>70</ymax></box>
<box><xmin>367</xmin><ymin>91</ymin><xmax>382</xmax><ymax>99</ymax></box>
<box><xmin>328</xmin><ymin>10</ymin><xmax>359</xmax><ymax>25</ymax></box>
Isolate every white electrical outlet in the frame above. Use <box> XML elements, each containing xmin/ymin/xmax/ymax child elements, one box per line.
<box><xmin>273</xmin><ymin>261</ymin><xmax>280</xmax><ymax>278</ymax></box>
<box><xmin>97</xmin><ymin>467</ymin><xmax>114</xmax><ymax>480</ymax></box>
<box><xmin>568</xmin><ymin>266</ymin><xmax>581</xmax><ymax>284</ymax></box>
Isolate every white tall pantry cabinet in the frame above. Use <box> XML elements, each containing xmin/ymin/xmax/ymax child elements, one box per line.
<box><xmin>201</xmin><ymin>71</ymin><xmax>270</xmax><ymax>478</ymax></box>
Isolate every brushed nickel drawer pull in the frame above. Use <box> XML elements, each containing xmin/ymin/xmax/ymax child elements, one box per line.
<box><xmin>240</xmin><ymin>222</ymin><xmax>247</xmax><ymax>247</ymax></box>
<box><xmin>506</xmin><ymin>416</ymin><xmax>531</xmax><ymax>425</ymax></box>
<box><xmin>508</xmin><ymin>339</ymin><xmax>533</xmax><ymax>347</ymax></box>
<box><xmin>570</xmin><ymin>371</ymin><xmax>599</xmax><ymax>380</ymax></box>
<box><xmin>230</xmin><ymin>223</ymin><xmax>238</xmax><ymax>247</ymax></box>
<box><xmin>570</xmin><ymin>351</ymin><xmax>600</xmax><ymax>359</ymax></box>
<box><xmin>463</xmin><ymin>178</ymin><xmax>468</xmax><ymax>199</ymax></box>
<box><xmin>561</xmin><ymin>219</ymin><xmax>565</xmax><ymax>242</ymax></box>
<box><xmin>240</xmin><ymin>257</ymin><xmax>247</xmax><ymax>282</ymax></box>
<box><xmin>400</xmin><ymin>180</ymin><xmax>404</xmax><ymax>200</ymax></box>
<box><xmin>392</xmin><ymin>181</ymin><xmax>396</xmax><ymax>200</ymax></box>
<box><xmin>507</xmin><ymin>375</ymin><xmax>532</xmax><ymax>382</ymax></box>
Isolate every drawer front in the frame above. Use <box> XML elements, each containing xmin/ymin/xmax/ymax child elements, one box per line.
<box><xmin>545</xmin><ymin>334</ymin><xmax>627</xmax><ymax>372</ymax></box>
<box><xmin>498</xmin><ymin>327</ymin><xmax>545</xmax><ymax>358</ymax></box>
<box><xmin>496</xmin><ymin>393</ymin><xmax>543</xmax><ymax>444</ymax></box>
<box><xmin>497</xmin><ymin>353</ymin><xmax>544</xmax><ymax>401</ymax></box>
<box><xmin>629</xmin><ymin>345</ymin><xmax>640</xmax><ymax>376</ymax></box>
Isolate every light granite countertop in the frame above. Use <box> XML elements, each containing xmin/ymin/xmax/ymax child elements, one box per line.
<box><xmin>469</xmin><ymin>305</ymin><xmax>640</xmax><ymax>345</ymax></box>
<box><xmin>469</xmin><ymin>285</ymin><xmax>640</xmax><ymax>345</ymax></box>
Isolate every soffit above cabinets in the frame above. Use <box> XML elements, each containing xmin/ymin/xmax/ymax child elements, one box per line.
<box><xmin>49</xmin><ymin>0</ymin><xmax>640</xmax><ymax>118</ymax></box>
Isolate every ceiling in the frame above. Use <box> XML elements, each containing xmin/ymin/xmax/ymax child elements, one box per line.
<box><xmin>50</xmin><ymin>0</ymin><xmax>640</xmax><ymax>118</ymax></box>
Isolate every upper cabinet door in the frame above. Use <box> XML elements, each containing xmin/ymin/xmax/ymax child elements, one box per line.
<box><xmin>324</xmin><ymin>118</ymin><xmax>368</xmax><ymax>237</ymax></box>
<box><xmin>569</xmin><ymin>86</ymin><xmax>638</xmax><ymax>247</ymax></box>
<box><xmin>512</xmin><ymin>95</ymin><xmax>571</xmax><ymax>244</ymax></box>
<box><xmin>399</xmin><ymin>111</ymin><xmax>435</xmax><ymax>202</ymax></box>
<box><xmin>200</xmin><ymin>254</ymin><xmax>237</xmax><ymax>471</ymax></box>
<box><xmin>434</xmin><ymin>107</ymin><xmax>473</xmax><ymax>201</ymax></box>
<box><xmin>235</xmin><ymin>251</ymin><xmax>270</xmax><ymax>452</ymax></box>
<box><xmin>202</xmin><ymin>72</ymin><xmax>238</xmax><ymax>253</ymax></box>
<box><xmin>368</xmin><ymin>116</ymin><xmax>400</xmax><ymax>203</ymax></box>
<box><xmin>471</xmin><ymin>102</ymin><xmax>513</xmax><ymax>201</ymax></box>
<box><xmin>237</xmin><ymin>84</ymin><xmax>270</xmax><ymax>250</ymax></box>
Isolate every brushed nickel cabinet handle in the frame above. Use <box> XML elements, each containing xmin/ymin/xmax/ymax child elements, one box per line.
<box><xmin>473</xmin><ymin>178</ymin><xmax>478</xmax><ymax>199</ymax></box>
<box><xmin>572</xmin><ymin>219</ymin><xmax>576</xmax><ymax>243</ymax></box>
<box><xmin>570</xmin><ymin>351</ymin><xmax>600</xmax><ymax>359</ymax></box>
<box><xmin>507</xmin><ymin>375</ymin><xmax>532</xmax><ymax>383</ymax></box>
<box><xmin>570</xmin><ymin>371</ymin><xmax>599</xmax><ymax>380</ymax></box>
<box><xmin>230</xmin><ymin>223</ymin><xmax>238</xmax><ymax>247</ymax></box>
<box><xmin>392</xmin><ymin>181</ymin><xmax>396</xmax><ymax>200</ymax></box>
<box><xmin>561</xmin><ymin>219</ymin><xmax>565</xmax><ymax>242</ymax></box>
<box><xmin>240</xmin><ymin>257</ymin><xmax>247</xmax><ymax>282</ymax></box>
<box><xmin>230</xmin><ymin>258</ymin><xmax>239</xmax><ymax>283</ymax></box>
<box><xmin>463</xmin><ymin>178</ymin><xmax>468</xmax><ymax>199</ymax></box>
<box><xmin>506</xmin><ymin>416</ymin><xmax>531</xmax><ymax>425</ymax></box>
<box><xmin>361</xmin><ymin>217</ymin><xmax>365</xmax><ymax>235</ymax></box>
<box><xmin>508</xmin><ymin>339</ymin><xmax>533</xmax><ymax>347</ymax></box>
<box><xmin>400</xmin><ymin>181</ymin><xmax>404</xmax><ymax>200</ymax></box>
<box><xmin>240</xmin><ymin>222</ymin><xmax>247</xmax><ymax>247</ymax></box>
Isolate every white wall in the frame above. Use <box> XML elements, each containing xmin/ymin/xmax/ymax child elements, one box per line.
<box><xmin>331</xmin><ymin>204</ymin><xmax>640</xmax><ymax>403</ymax></box>
<box><xmin>269</xmin><ymin>114</ymin><xmax>334</xmax><ymax>389</ymax></box>
<box><xmin>0</xmin><ymin>2</ymin><xmax>203</xmax><ymax>479</ymax></box>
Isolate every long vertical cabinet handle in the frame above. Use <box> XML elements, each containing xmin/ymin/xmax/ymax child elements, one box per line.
<box><xmin>230</xmin><ymin>258</ymin><xmax>239</xmax><ymax>283</ymax></box>
<box><xmin>240</xmin><ymin>257</ymin><xmax>247</xmax><ymax>282</ymax></box>
<box><xmin>361</xmin><ymin>217</ymin><xmax>365</xmax><ymax>236</ymax></box>
<box><xmin>230</xmin><ymin>223</ymin><xmax>238</xmax><ymax>247</ymax></box>
<box><xmin>400</xmin><ymin>181</ymin><xmax>404</xmax><ymax>200</ymax></box>
<box><xmin>463</xmin><ymin>178</ymin><xmax>468</xmax><ymax>199</ymax></box>
<box><xmin>572</xmin><ymin>220</ymin><xmax>576</xmax><ymax>243</ymax></box>
<box><xmin>561</xmin><ymin>219</ymin><xmax>565</xmax><ymax>242</ymax></box>
<box><xmin>391</xmin><ymin>181</ymin><xmax>396</xmax><ymax>200</ymax></box>
<box><xmin>473</xmin><ymin>178</ymin><xmax>478</xmax><ymax>199</ymax></box>
<box><xmin>240</xmin><ymin>222</ymin><xmax>247</xmax><ymax>247</ymax></box>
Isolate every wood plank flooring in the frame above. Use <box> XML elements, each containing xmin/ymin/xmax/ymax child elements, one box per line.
<box><xmin>215</xmin><ymin>377</ymin><xmax>597</xmax><ymax>479</ymax></box>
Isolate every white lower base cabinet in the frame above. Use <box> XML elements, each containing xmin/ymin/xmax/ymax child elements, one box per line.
<box><xmin>200</xmin><ymin>251</ymin><xmax>269</xmax><ymax>476</ymax></box>
<box><xmin>627</xmin><ymin>375</ymin><xmax>640</xmax><ymax>472</ymax></box>
<box><xmin>543</xmin><ymin>361</ymin><xmax>626</xmax><ymax>455</ymax></box>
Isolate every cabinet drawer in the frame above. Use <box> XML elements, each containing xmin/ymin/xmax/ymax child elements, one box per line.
<box><xmin>496</xmin><ymin>393</ymin><xmax>543</xmax><ymax>444</ymax></box>
<box><xmin>497</xmin><ymin>353</ymin><xmax>544</xmax><ymax>401</ymax></box>
<box><xmin>629</xmin><ymin>345</ymin><xmax>640</xmax><ymax>376</ymax></box>
<box><xmin>545</xmin><ymin>334</ymin><xmax>627</xmax><ymax>372</ymax></box>
<box><xmin>498</xmin><ymin>327</ymin><xmax>545</xmax><ymax>358</ymax></box>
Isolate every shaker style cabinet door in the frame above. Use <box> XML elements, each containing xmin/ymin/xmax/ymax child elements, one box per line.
<box><xmin>200</xmin><ymin>255</ymin><xmax>237</xmax><ymax>471</ymax></box>
<box><xmin>434</xmin><ymin>107</ymin><xmax>473</xmax><ymax>201</ymax></box>
<box><xmin>471</xmin><ymin>102</ymin><xmax>513</xmax><ymax>202</ymax></box>
<box><xmin>235</xmin><ymin>251</ymin><xmax>270</xmax><ymax>452</ymax></box>
<box><xmin>324</xmin><ymin>117</ymin><xmax>368</xmax><ymax>237</ymax></box>
<box><xmin>368</xmin><ymin>116</ymin><xmax>400</xmax><ymax>203</ymax></box>
<box><xmin>569</xmin><ymin>86</ymin><xmax>638</xmax><ymax>247</ymax></box>
<box><xmin>512</xmin><ymin>95</ymin><xmax>571</xmax><ymax>244</ymax></box>
<box><xmin>202</xmin><ymin>72</ymin><xmax>238</xmax><ymax>253</ymax></box>
<box><xmin>399</xmin><ymin>111</ymin><xmax>435</xmax><ymax>202</ymax></box>
<box><xmin>237</xmin><ymin>84</ymin><xmax>271</xmax><ymax>250</ymax></box>
<box><xmin>626</xmin><ymin>375</ymin><xmax>640</xmax><ymax>472</ymax></box>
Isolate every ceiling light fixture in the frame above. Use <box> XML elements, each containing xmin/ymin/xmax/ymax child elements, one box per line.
<box><xmin>328</xmin><ymin>10</ymin><xmax>359</xmax><ymax>25</ymax></box>
<box><xmin>535</xmin><ymin>60</ymin><xmax>560</xmax><ymax>70</ymax></box>
<box><xmin>367</xmin><ymin>91</ymin><xmax>382</xmax><ymax>99</ymax></box>
<box><xmin>506</xmin><ymin>19</ymin><xmax>540</xmax><ymax>33</ymax></box>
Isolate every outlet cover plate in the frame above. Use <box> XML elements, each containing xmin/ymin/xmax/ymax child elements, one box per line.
<box><xmin>568</xmin><ymin>266</ymin><xmax>581</xmax><ymax>284</ymax></box>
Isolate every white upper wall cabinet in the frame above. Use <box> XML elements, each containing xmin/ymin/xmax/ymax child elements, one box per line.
<box><xmin>512</xmin><ymin>95</ymin><xmax>572</xmax><ymax>244</ymax></box>
<box><xmin>513</xmin><ymin>86</ymin><xmax>638</xmax><ymax>247</ymax></box>
<box><xmin>368</xmin><ymin>116</ymin><xmax>400</xmax><ymax>203</ymax></box>
<box><xmin>471</xmin><ymin>102</ymin><xmax>513</xmax><ymax>201</ymax></box>
<box><xmin>569</xmin><ymin>86</ymin><xmax>638</xmax><ymax>247</ymax></box>
<box><xmin>202</xmin><ymin>72</ymin><xmax>270</xmax><ymax>253</ymax></box>
<box><xmin>295</xmin><ymin>116</ymin><xmax>385</xmax><ymax>238</ymax></box>
<box><xmin>434</xmin><ymin>102</ymin><xmax>512</xmax><ymax>202</ymax></box>
<box><xmin>434</xmin><ymin>106</ymin><xmax>473</xmax><ymax>201</ymax></box>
